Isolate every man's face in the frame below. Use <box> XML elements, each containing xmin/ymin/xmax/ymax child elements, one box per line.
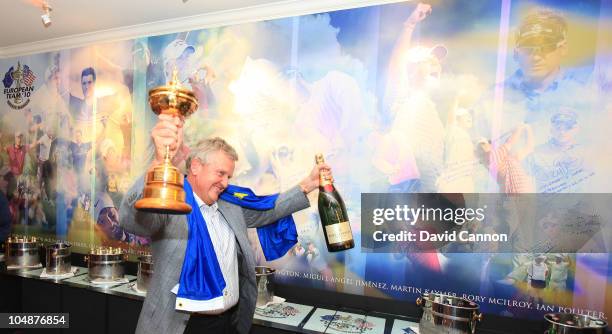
<box><xmin>190</xmin><ymin>150</ymin><xmax>235</xmax><ymax>205</ymax></box>
<box><xmin>425</xmin><ymin>58</ymin><xmax>442</xmax><ymax>81</ymax></box>
<box><xmin>49</xmin><ymin>71</ymin><xmax>60</xmax><ymax>93</ymax></box>
<box><xmin>75</xmin><ymin>131</ymin><xmax>82</xmax><ymax>143</ymax></box>
<box><xmin>457</xmin><ymin>113</ymin><xmax>473</xmax><ymax>129</ymax></box>
<box><xmin>410</xmin><ymin>57</ymin><xmax>442</xmax><ymax>89</ymax></box>
<box><xmin>551</xmin><ymin>122</ymin><xmax>578</xmax><ymax>144</ymax></box>
<box><xmin>477</xmin><ymin>141</ymin><xmax>492</xmax><ymax>165</ymax></box>
<box><xmin>97</xmin><ymin>207</ymin><xmax>120</xmax><ymax>239</ymax></box>
<box><xmin>515</xmin><ymin>40</ymin><xmax>567</xmax><ymax>81</ymax></box>
<box><xmin>81</xmin><ymin>74</ymin><xmax>95</xmax><ymax>99</ymax></box>
<box><xmin>479</xmin><ymin>141</ymin><xmax>492</xmax><ymax>153</ymax></box>
<box><xmin>104</xmin><ymin>147</ymin><xmax>120</xmax><ymax>168</ymax></box>
<box><xmin>14</xmin><ymin>134</ymin><xmax>22</xmax><ymax>146</ymax></box>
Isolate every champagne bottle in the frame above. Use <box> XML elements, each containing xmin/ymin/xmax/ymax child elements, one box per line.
<box><xmin>316</xmin><ymin>154</ymin><xmax>354</xmax><ymax>252</ymax></box>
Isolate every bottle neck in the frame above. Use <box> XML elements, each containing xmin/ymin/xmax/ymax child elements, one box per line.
<box><xmin>316</xmin><ymin>156</ymin><xmax>333</xmax><ymax>191</ymax></box>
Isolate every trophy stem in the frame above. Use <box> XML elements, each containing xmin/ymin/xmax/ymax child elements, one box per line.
<box><xmin>164</xmin><ymin>145</ymin><xmax>171</xmax><ymax>164</ymax></box>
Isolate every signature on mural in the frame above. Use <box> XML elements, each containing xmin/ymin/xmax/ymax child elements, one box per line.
<box><xmin>552</xmin><ymin>156</ymin><xmax>583</xmax><ymax>180</ymax></box>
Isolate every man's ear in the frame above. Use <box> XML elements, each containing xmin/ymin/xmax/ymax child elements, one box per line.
<box><xmin>191</xmin><ymin>157</ymin><xmax>206</xmax><ymax>175</ymax></box>
<box><xmin>189</xmin><ymin>158</ymin><xmax>199</xmax><ymax>176</ymax></box>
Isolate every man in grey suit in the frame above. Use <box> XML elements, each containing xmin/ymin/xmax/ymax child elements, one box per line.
<box><xmin>120</xmin><ymin>114</ymin><xmax>330</xmax><ymax>333</ymax></box>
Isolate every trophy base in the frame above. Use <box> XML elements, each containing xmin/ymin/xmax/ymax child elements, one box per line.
<box><xmin>134</xmin><ymin>197</ymin><xmax>192</xmax><ymax>215</ymax></box>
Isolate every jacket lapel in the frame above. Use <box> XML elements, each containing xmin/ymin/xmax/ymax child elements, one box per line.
<box><xmin>217</xmin><ymin>200</ymin><xmax>242</xmax><ymax>237</ymax></box>
<box><xmin>218</xmin><ymin>200</ymin><xmax>253</xmax><ymax>260</ymax></box>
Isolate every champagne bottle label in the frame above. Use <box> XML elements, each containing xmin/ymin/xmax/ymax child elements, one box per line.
<box><xmin>325</xmin><ymin>221</ymin><xmax>353</xmax><ymax>244</ymax></box>
<box><xmin>320</xmin><ymin>176</ymin><xmax>332</xmax><ymax>187</ymax></box>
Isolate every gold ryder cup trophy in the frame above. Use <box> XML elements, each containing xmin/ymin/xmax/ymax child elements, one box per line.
<box><xmin>134</xmin><ymin>69</ymin><xmax>198</xmax><ymax>214</ymax></box>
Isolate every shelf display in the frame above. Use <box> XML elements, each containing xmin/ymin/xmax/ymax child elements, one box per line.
<box><xmin>6</xmin><ymin>236</ymin><xmax>40</xmax><ymax>269</ymax></box>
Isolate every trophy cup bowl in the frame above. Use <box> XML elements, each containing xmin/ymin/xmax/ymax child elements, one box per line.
<box><xmin>134</xmin><ymin>74</ymin><xmax>199</xmax><ymax>214</ymax></box>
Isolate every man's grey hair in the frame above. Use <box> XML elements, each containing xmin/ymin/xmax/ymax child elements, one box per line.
<box><xmin>186</xmin><ymin>137</ymin><xmax>238</xmax><ymax>170</ymax></box>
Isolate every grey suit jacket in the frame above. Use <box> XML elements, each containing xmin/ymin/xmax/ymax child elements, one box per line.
<box><xmin>119</xmin><ymin>176</ymin><xmax>310</xmax><ymax>334</ymax></box>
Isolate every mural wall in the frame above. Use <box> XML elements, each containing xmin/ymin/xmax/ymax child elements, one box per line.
<box><xmin>1</xmin><ymin>0</ymin><xmax>610</xmax><ymax>321</ymax></box>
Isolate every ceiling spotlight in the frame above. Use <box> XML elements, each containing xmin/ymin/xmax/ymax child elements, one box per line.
<box><xmin>41</xmin><ymin>1</ymin><xmax>52</xmax><ymax>27</ymax></box>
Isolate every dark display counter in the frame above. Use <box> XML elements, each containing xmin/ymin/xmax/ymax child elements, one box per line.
<box><xmin>0</xmin><ymin>254</ymin><xmax>553</xmax><ymax>334</ymax></box>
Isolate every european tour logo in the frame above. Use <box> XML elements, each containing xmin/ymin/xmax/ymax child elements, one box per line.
<box><xmin>3</xmin><ymin>61</ymin><xmax>37</xmax><ymax>110</ymax></box>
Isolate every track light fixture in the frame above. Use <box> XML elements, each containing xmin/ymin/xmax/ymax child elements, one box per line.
<box><xmin>41</xmin><ymin>1</ymin><xmax>52</xmax><ymax>27</ymax></box>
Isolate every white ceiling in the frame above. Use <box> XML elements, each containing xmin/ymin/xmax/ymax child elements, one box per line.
<box><xmin>1</xmin><ymin>0</ymin><xmax>285</xmax><ymax>48</ymax></box>
<box><xmin>0</xmin><ymin>0</ymin><xmax>400</xmax><ymax>58</ymax></box>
